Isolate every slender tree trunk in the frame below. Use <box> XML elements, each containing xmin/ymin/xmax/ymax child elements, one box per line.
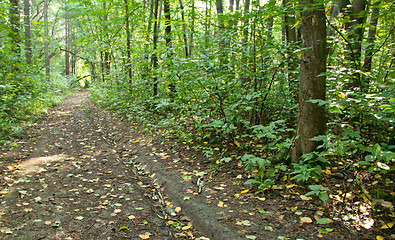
<box><xmin>124</xmin><ymin>0</ymin><xmax>132</xmax><ymax>82</ymax></box>
<box><xmin>44</xmin><ymin>0</ymin><xmax>50</xmax><ymax>77</ymax></box>
<box><xmin>362</xmin><ymin>0</ymin><xmax>380</xmax><ymax>84</ymax></box>
<box><xmin>10</xmin><ymin>0</ymin><xmax>21</xmax><ymax>55</ymax></box>
<box><xmin>65</xmin><ymin>7</ymin><xmax>70</xmax><ymax>76</ymax></box>
<box><xmin>216</xmin><ymin>0</ymin><xmax>225</xmax><ymax>51</ymax></box>
<box><xmin>152</xmin><ymin>0</ymin><xmax>159</xmax><ymax>96</ymax></box>
<box><xmin>292</xmin><ymin>0</ymin><xmax>327</xmax><ymax>162</ymax></box>
<box><xmin>189</xmin><ymin>0</ymin><xmax>195</xmax><ymax>56</ymax></box>
<box><xmin>23</xmin><ymin>0</ymin><xmax>32</xmax><ymax>64</ymax></box>
<box><xmin>178</xmin><ymin>0</ymin><xmax>189</xmax><ymax>57</ymax></box>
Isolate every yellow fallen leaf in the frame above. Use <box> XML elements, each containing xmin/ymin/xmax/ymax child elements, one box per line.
<box><xmin>286</xmin><ymin>184</ymin><xmax>295</xmax><ymax>189</ymax></box>
<box><xmin>300</xmin><ymin>195</ymin><xmax>311</xmax><ymax>201</ymax></box>
<box><xmin>300</xmin><ymin>217</ymin><xmax>313</xmax><ymax>224</ymax></box>
<box><xmin>217</xmin><ymin>201</ymin><xmax>224</xmax><ymax>208</ymax></box>
<box><xmin>114</xmin><ymin>203</ymin><xmax>122</xmax><ymax>207</ymax></box>
<box><xmin>114</xmin><ymin>209</ymin><xmax>122</xmax><ymax>214</ymax></box>
<box><xmin>182</xmin><ymin>225</ymin><xmax>192</xmax><ymax>230</ymax></box>
<box><xmin>175</xmin><ymin>207</ymin><xmax>181</xmax><ymax>212</ymax></box>
<box><xmin>381</xmin><ymin>222</ymin><xmax>393</xmax><ymax>229</ymax></box>
<box><xmin>128</xmin><ymin>215</ymin><xmax>136</xmax><ymax>220</ymax></box>
<box><xmin>82</xmin><ymin>145</ymin><xmax>91</xmax><ymax>149</ymax></box>
<box><xmin>376</xmin><ymin>236</ymin><xmax>384</xmax><ymax>240</ymax></box>
<box><xmin>241</xmin><ymin>189</ymin><xmax>249</xmax><ymax>194</ymax></box>
<box><xmin>44</xmin><ymin>220</ymin><xmax>51</xmax><ymax>225</ymax></box>
<box><xmin>139</xmin><ymin>232</ymin><xmax>151</xmax><ymax>239</ymax></box>
<box><xmin>132</xmin><ymin>140</ymin><xmax>140</xmax><ymax>143</ymax></box>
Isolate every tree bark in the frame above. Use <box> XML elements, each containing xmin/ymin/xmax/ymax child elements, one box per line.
<box><xmin>292</xmin><ymin>0</ymin><xmax>327</xmax><ymax>162</ymax></box>
<box><xmin>178</xmin><ymin>0</ymin><xmax>189</xmax><ymax>57</ymax></box>
<box><xmin>344</xmin><ymin>0</ymin><xmax>367</xmax><ymax>89</ymax></box>
<box><xmin>44</xmin><ymin>0</ymin><xmax>50</xmax><ymax>77</ymax></box>
<box><xmin>189</xmin><ymin>0</ymin><xmax>195</xmax><ymax>56</ymax></box>
<box><xmin>362</xmin><ymin>0</ymin><xmax>380</xmax><ymax>82</ymax></box>
<box><xmin>124</xmin><ymin>0</ymin><xmax>133</xmax><ymax>82</ymax></box>
<box><xmin>152</xmin><ymin>0</ymin><xmax>160</xmax><ymax>96</ymax></box>
<box><xmin>23</xmin><ymin>0</ymin><xmax>32</xmax><ymax>64</ymax></box>
<box><xmin>65</xmin><ymin>6</ymin><xmax>70</xmax><ymax>76</ymax></box>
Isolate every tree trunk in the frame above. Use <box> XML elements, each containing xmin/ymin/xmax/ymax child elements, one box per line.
<box><xmin>189</xmin><ymin>0</ymin><xmax>195</xmax><ymax>56</ymax></box>
<box><xmin>44</xmin><ymin>0</ymin><xmax>50</xmax><ymax>77</ymax></box>
<box><xmin>362</xmin><ymin>0</ymin><xmax>380</xmax><ymax>84</ymax></box>
<box><xmin>23</xmin><ymin>0</ymin><xmax>32</xmax><ymax>64</ymax></box>
<box><xmin>344</xmin><ymin>0</ymin><xmax>367</xmax><ymax>89</ymax></box>
<box><xmin>152</xmin><ymin>0</ymin><xmax>159</xmax><ymax>96</ymax></box>
<box><xmin>124</xmin><ymin>0</ymin><xmax>133</xmax><ymax>82</ymax></box>
<box><xmin>178</xmin><ymin>0</ymin><xmax>189</xmax><ymax>57</ymax></box>
<box><xmin>65</xmin><ymin>7</ymin><xmax>70</xmax><ymax>76</ymax></box>
<box><xmin>292</xmin><ymin>0</ymin><xmax>327</xmax><ymax>162</ymax></box>
<box><xmin>10</xmin><ymin>0</ymin><xmax>21</xmax><ymax>55</ymax></box>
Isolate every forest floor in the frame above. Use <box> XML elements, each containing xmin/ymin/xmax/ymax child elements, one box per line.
<box><xmin>0</xmin><ymin>91</ymin><xmax>390</xmax><ymax>240</ymax></box>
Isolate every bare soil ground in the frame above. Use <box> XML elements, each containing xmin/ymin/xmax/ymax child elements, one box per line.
<box><xmin>0</xmin><ymin>91</ymin><xmax>391</xmax><ymax>239</ymax></box>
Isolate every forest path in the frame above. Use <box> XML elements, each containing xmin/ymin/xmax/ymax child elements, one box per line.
<box><xmin>0</xmin><ymin>91</ymin><xmax>373</xmax><ymax>240</ymax></box>
<box><xmin>0</xmin><ymin>91</ymin><xmax>232</xmax><ymax>240</ymax></box>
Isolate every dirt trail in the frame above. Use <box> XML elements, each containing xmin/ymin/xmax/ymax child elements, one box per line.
<box><xmin>0</xmin><ymin>92</ymin><xmax>199</xmax><ymax>239</ymax></box>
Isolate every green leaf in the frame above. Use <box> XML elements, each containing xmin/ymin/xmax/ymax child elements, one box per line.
<box><xmin>119</xmin><ymin>226</ymin><xmax>129</xmax><ymax>231</ymax></box>
<box><xmin>317</xmin><ymin>218</ymin><xmax>328</xmax><ymax>224</ymax></box>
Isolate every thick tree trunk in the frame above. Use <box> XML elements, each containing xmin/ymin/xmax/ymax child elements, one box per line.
<box><xmin>344</xmin><ymin>0</ymin><xmax>367</xmax><ymax>89</ymax></box>
<box><xmin>23</xmin><ymin>0</ymin><xmax>32</xmax><ymax>64</ymax></box>
<box><xmin>44</xmin><ymin>0</ymin><xmax>50</xmax><ymax>77</ymax></box>
<box><xmin>292</xmin><ymin>0</ymin><xmax>327</xmax><ymax>162</ymax></box>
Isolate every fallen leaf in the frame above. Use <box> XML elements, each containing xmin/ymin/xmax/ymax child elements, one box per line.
<box><xmin>175</xmin><ymin>207</ymin><xmax>181</xmax><ymax>212</ymax></box>
<box><xmin>241</xmin><ymin>189</ymin><xmax>249</xmax><ymax>194</ymax></box>
<box><xmin>24</xmin><ymin>208</ymin><xmax>33</xmax><ymax>213</ymax></box>
<box><xmin>139</xmin><ymin>232</ymin><xmax>151</xmax><ymax>239</ymax></box>
<box><xmin>286</xmin><ymin>184</ymin><xmax>295</xmax><ymax>189</ymax></box>
<box><xmin>119</xmin><ymin>226</ymin><xmax>129</xmax><ymax>231</ymax></box>
<box><xmin>300</xmin><ymin>195</ymin><xmax>311</xmax><ymax>201</ymax></box>
<box><xmin>128</xmin><ymin>215</ymin><xmax>136</xmax><ymax>220</ymax></box>
<box><xmin>75</xmin><ymin>216</ymin><xmax>84</xmax><ymax>220</ymax></box>
<box><xmin>182</xmin><ymin>225</ymin><xmax>192</xmax><ymax>230</ymax></box>
<box><xmin>246</xmin><ymin>235</ymin><xmax>257</xmax><ymax>239</ymax></box>
<box><xmin>381</xmin><ymin>222</ymin><xmax>393</xmax><ymax>229</ymax></box>
<box><xmin>376</xmin><ymin>236</ymin><xmax>384</xmax><ymax>240</ymax></box>
<box><xmin>381</xmin><ymin>201</ymin><xmax>393</xmax><ymax>209</ymax></box>
<box><xmin>264</xmin><ymin>226</ymin><xmax>273</xmax><ymax>231</ymax></box>
<box><xmin>217</xmin><ymin>201</ymin><xmax>224</xmax><ymax>208</ymax></box>
<box><xmin>114</xmin><ymin>209</ymin><xmax>122</xmax><ymax>214</ymax></box>
<box><xmin>301</xmin><ymin>217</ymin><xmax>313</xmax><ymax>224</ymax></box>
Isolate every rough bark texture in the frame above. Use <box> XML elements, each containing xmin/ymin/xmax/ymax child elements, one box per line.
<box><xmin>292</xmin><ymin>0</ymin><xmax>327</xmax><ymax>162</ymax></box>
<box><xmin>24</xmin><ymin>0</ymin><xmax>32</xmax><ymax>64</ymax></box>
